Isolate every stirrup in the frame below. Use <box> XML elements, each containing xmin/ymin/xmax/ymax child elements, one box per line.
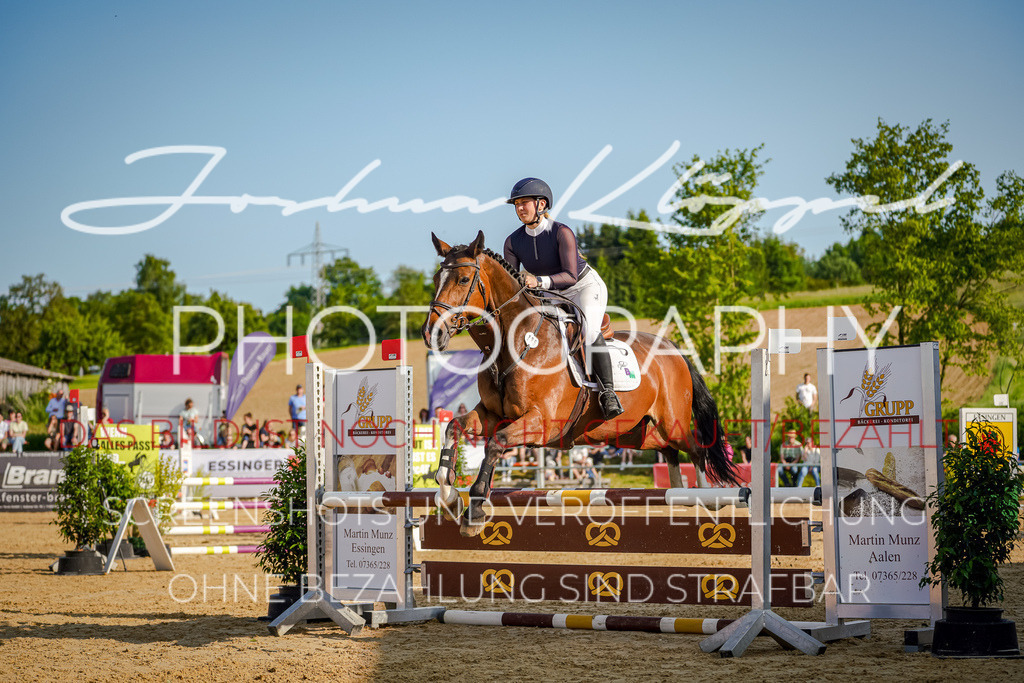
<box><xmin>599</xmin><ymin>389</ymin><xmax>624</xmax><ymax>419</ymax></box>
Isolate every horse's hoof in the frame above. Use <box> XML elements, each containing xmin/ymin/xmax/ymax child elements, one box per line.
<box><xmin>460</xmin><ymin>503</ymin><xmax>488</xmax><ymax>537</ymax></box>
<box><xmin>434</xmin><ymin>490</ymin><xmax>463</xmax><ymax>521</ymax></box>
<box><xmin>460</xmin><ymin>519</ymin><xmax>486</xmax><ymax>538</ymax></box>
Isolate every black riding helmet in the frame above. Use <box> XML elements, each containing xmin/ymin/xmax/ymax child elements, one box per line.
<box><xmin>507</xmin><ymin>177</ymin><xmax>553</xmax><ymax>212</ymax></box>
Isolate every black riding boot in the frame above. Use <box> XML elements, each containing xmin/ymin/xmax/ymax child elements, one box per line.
<box><xmin>590</xmin><ymin>336</ymin><xmax>624</xmax><ymax>419</ymax></box>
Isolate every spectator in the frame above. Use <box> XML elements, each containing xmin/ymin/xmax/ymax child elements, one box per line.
<box><xmin>0</xmin><ymin>410</ymin><xmax>11</xmax><ymax>451</ymax></box>
<box><xmin>240</xmin><ymin>413</ymin><xmax>258</xmax><ymax>448</ymax></box>
<box><xmin>96</xmin><ymin>407</ymin><xmax>113</xmax><ymax>425</ymax></box>
<box><xmin>418</xmin><ymin>408</ymin><xmax>430</xmax><ymax>424</ymax></box>
<box><xmin>61</xmin><ymin>405</ymin><xmax>84</xmax><ymax>449</ymax></box>
<box><xmin>44</xmin><ymin>416</ymin><xmax>60</xmax><ymax>451</ymax></box>
<box><xmin>216</xmin><ymin>413</ymin><xmax>231</xmax><ymax>448</ymax></box>
<box><xmin>46</xmin><ymin>389</ymin><xmax>67</xmax><ymax>421</ymax></box>
<box><xmin>800</xmin><ymin>437</ymin><xmax>821</xmax><ymax>486</ymax></box>
<box><xmin>259</xmin><ymin>420</ymin><xmax>281</xmax><ymax>448</ymax></box>
<box><xmin>738</xmin><ymin>435</ymin><xmax>753</xmax><ymax>464</ymax></box>
<box><xmin>778</xmin><ymin>430</ymin><xmax>802</xmax><ymax>486</ymax></box>
<box><xmin>945</xmin><ymin>433</ymin><xmax>958</xmax><ymax>451</ymax></box>
<box><xmin>795</xmin><ymin>373</ymin><xmax>817</xmax><ymax>412</ymax></box>
<box><xmin>288</xmin><ymin>385</ymin><xmax>306</xmax><ymax>437</ymax></box>
<box><xmin>9</xmin><ymin>412</ymin><xmax>28</xmax><ymax>455</ymax></box>
<box><xmin>616</xmin><ymin>446</ymin><xmax>636</xmax><ymax>470</ymax></box>
<box><xmin>455</xmin><ymin>403</ymin><xmax>468</xmax><ymax>417</ymax></box>
<box><xmin>159</xmin><ymin>430</ymin><xmax>175</xmax><ymax>449</ymax></box>
<box><xmin>179</xmin><ymin>398</ymin><xmax>199</xmax><ymax>444</ymax></box>
<box><xmin>287</xmin><ymin>428</ymin><xmax>298</xmax><ymax>446</ymax></box>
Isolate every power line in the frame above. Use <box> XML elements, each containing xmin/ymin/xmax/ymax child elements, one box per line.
<box><xmin>286</xmin><ymin>222</ymin><xmax>348</xmax><ymax>310</ymax></box>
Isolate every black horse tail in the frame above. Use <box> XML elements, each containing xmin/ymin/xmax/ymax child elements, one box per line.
<box><xmin>686</xmin><ymin>357</ymin><xmax>742</xmax><ymax>486</ymax></box>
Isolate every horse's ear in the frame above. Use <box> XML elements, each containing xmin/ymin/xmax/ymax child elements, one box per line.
<box><xmin>468</xmin><ymin>230</ymin><xmax>485</xmax><ymax>256</ymax></box>
<box><xmin>431</xmin><ymin>232</ymin><xmax>451</xmax><ymax>257</ymax></box>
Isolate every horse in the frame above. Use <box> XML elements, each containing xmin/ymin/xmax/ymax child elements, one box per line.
<box><xmin>422</xmin><ymin>230</ymin><xmax>740</xmax><ymax>536</ymax></box>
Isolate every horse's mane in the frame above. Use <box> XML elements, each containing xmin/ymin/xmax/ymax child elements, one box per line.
<box><xmin>446</xmin><ymin>244</ymin><xmax>527</xmax><ymax>288</ymax></box>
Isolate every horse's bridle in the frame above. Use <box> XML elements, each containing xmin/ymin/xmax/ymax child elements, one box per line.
<box><xmin>428</xmin><ymin>259</ymin><xmax>487</xmax><ymax>336</ymax></box>
<box><xmin>428</xmin><ymin>257</ymin><xmax>528</xmax><ymax>337</ymax></box>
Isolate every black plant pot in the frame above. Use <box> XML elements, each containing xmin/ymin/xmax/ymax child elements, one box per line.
<box><xmin>55</xmin><ymin>549</ymin><xmax>105</xmax><ymax>575</ymax></box>
<box><xmin>96</xmin><ymin>539</ymin><xmax>136</xmax><ymax>560</ymax></box>
<box><xmin>933</xmin><ymin>606</ymin><xmax>1021</xmax><ymax>658</ymax></box>
<box><xmin>265</xmin><ymin>584</ymin><xmax>304</xmax><ymax>622</ymax></box>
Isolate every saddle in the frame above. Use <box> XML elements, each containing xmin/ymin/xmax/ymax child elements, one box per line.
<box><xmin>533</xmin><ymin>295</ymin><xmax>613</xmax><ymax>379</ymax></box>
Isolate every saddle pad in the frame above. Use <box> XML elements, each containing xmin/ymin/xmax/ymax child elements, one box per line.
<box><xmin>561</xmin><ymin>325</ymin><xmax>642</xmax><ymax>392</ymax></box>
<box><xmin>606</xmin><ymin>338</ymin><xmax>642</xmax><ymax>391</ymax></box>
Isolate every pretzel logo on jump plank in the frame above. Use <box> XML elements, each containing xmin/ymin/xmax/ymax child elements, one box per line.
<box><xmin>588</xmin><ymin>571</ymin><xmax>623</xmax><ymax>597</ymax></box>
<box><xmin>481</xmin><ymin>521</ymin><xmax>513</xmax><ymax>546</ymax></box>
<box><xmin>698</xmin><ymin>522</ymin><xmax>736</xmax><ymax>549</ymax></box>
<box><xmin>481</xmin><ymin>568</ymin><xmax>515</xmax><ymax>594</ymax></box>
<box><xmin>585</xmin><ymin>521</ymin><xmax>621</xmax><ymax>547</ymax></box>
<box><xmin>701</xmin><ymin>574</ymin><xmax>740</xmax><ymax>601</ymax></box>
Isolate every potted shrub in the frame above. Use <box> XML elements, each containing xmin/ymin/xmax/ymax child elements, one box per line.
<box><xmin>920</xmin><ymin>421</ymin><xmax>1024</xmax><ymax>657</ymax></box>
<box><xmin>256</xmin><ymin>446</ymin><xmax>309</xmax><ymax>620</ymax></box>
<box><xmin>53</xmin><ymin>446</ymin><xmax>140</xmax><ymax>574</ymax></box>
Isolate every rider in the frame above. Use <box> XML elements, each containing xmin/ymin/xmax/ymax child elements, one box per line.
<box><xmin>502</xmin><ymin>177</ymin><xmax>624</xmax><ymax>420</ymax></box>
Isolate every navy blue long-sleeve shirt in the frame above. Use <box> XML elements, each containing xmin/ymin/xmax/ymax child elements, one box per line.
<box><xmin>503</xmin><ymin>220</ymin><xmax>589</xmax><ymax>290</ymax></box>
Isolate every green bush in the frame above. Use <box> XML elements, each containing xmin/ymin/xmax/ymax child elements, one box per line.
<box><xmin>53</xmin><ymin>446</ymin><xmax>142</xmax><ymax>549</ymax></box>
<box><xmin>256</xmin><ymin>446</ymin><xmax>308</xmax><ymax>586</ymax></box>
<box><xmin>920</xmin><ymin>421</ymin><xmax>1024</xmax><ymax>607</ymax></box>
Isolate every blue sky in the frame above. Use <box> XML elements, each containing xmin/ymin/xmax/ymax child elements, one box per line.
<box><xmin>2</xmin><ymin>1</ymin><xmax>1022</xmax><ymax>313</ymax></box>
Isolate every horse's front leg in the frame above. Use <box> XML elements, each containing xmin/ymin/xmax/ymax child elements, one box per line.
<box><xmin>434</xmin><ymin>405</ymin><xmax>501</xmax><ymax>519</ymax></box>
<box><xmin>461</xmin><ymin>410</ymin><xmax>548</xmax><ymax>537</ymax></box>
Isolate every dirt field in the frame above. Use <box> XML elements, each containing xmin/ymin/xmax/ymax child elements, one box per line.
<box><xmin>3</xmin><ymin>509</ymin><xmax>1022</xmax><ymax>682</ymax></box>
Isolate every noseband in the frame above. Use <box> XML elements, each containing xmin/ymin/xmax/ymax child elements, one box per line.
<box><xmin>428</xmin><ymin>259</ymin><xmax>486</xmax><ymax>335</ymax></box>
<box><xmin>428</xmin><ymin>257</ymin><xmax>529</xmax><ymax>336</ymax></box>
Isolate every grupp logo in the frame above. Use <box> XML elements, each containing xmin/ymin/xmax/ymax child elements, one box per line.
<box><xmin>340</xmin><ymin>377</ymin><xmax>395</xmax><ymax>438</ymax></box>
<box><xmin>698</xmin><ymin>522</ymin><xmax>736</xmax><ymax>549</ymax></box>
<box><xmin>481</xmin><ymin>568</ymin><xmax>515</xmax><ymax>594</ymax></box>
<box><xmin>2</xmin><ymin>463</ymin><xmax>65</xmax><ymax>489</ymax></box>
<box><xmin>588</xmin><ymin>571</ymin><xmax>623</xmax><ymax>598</ymax></box>
<box><xmin>585</xmin><ymin>521</ymin><xmax>621</xmax><ymax>547</ymax></box>
<box><xmin>701</xmin><ymin>574</ymin><xmax>740</xmax><ymax>601</ymax></box>
<box><xmin>839</xmin><ymin>361</ymin><xmax>920</xmax><ymax>426</ymax></box>
<box><xmin>481</xmin><ymin>521</ymin><xmax>513</xmax><ymax>546</ymax></box>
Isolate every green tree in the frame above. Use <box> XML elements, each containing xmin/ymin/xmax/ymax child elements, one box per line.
<box><xmin>0</xmin><ymin>275</ymin><xmax>64</xmax><ymax>364</ymax></box>
<box><xmin>807</xmin><ymin>244</ymin><xmax>864</xmax><ymax>287</ymax></box>
<box><xmin>178</xmin><ymin>290</ymin><xmax>265</xmax><ymax>357</ymax></box>
<box><xmin>31</xmin><ymin>305</ymin><xmax>126</xmax><ymax>375</ymax></box>
<box><xmin>135</xmin><ymin>254</ymin><xmax>186</xmax><ymax>311</ymax></box>
<box><xmin>626</xmin><ymin>145</ymin><xmax>770</xmax><ymax>421</ymax></box>
<box><xmin>749</xmin><ymin>234</ymin><xmax>807</xmax><ymax>294</ymax></box>
<box><xmin>380</xmin><ymin>266</ymin><xmax>433</xmax><ymax>340</ymax></box>
<box><xmin>318</xmin><ymin>257</ymin><xmax>383</xmax><ymax>348</ymax></box>
<box><xmin>827</xmin><ymin>119</ymin><xmax>1024</xmax><ymax>382</ymax></box>
<box><xmin>267</xmin><ymin>285</ymin><xmax>314</xmax><ymax>341</ymax></box>
<box><xmin>577</xmin><ymin>214</ymin><xmax>662</xmax><ymax>311</ymax></box>
<box><xmin>107</xmin><ymin>290</ymin><xmax>173</xmax><ymax>354</ymax></box>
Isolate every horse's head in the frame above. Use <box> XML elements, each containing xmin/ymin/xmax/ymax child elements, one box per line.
<box><xmin>422</xmin><ymin>230</ymin><xmax>489</xmax><ymax>351</ymax></box>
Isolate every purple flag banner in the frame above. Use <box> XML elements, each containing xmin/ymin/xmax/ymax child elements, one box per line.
<box><xmin>427</xmin><ymin>350</ymin><xmax>483</xmax><ymax>414</ymax></box>
<box><xmin>225</xmin><ymin>332</ymin><xmax>277</xmax><ymax>420</ymax></box>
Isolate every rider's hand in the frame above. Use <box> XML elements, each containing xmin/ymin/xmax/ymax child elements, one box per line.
<box><xmin>524</xmin><ymin>274</ymin><xmax>539</xmax><ymax>288</ymax></box>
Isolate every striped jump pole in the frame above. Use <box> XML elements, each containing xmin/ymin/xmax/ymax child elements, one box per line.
<box><xmin>182</xmin><ymin>477</ymin><xmax>277</xmax><ymax>486</ymax></box>
<box><xmin>440</xmin><ymin>610</ymin><xmax>736</xmax><ymax>635</ymax></box>
<box><xmin>171</xmin><ymin>500</ymin><xmax>270</xmax><ymax>511</ymax></box>
<box><xmin>169</xmin><ymin>545</ymin><xmax>259</xmax><ymax>555</ymax></box>
<box><xmin>165</xmin><ymin>525</ymin><xmax>270</xmax><ymax>535</ymax></box>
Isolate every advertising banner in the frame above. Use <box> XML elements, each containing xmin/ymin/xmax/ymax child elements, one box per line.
<box><xmin>821</xmin><ymin>343</ymin><xmax>942</xmax><ymax>620</ymax></box>
<box><xmin>188</xmin><ymin>447</ymin><xmax>291</xmax><ymax>498</ymax></box>
<box><xmin>0</xmin><ymin>454</ymin><xmax>64</xmax><ymax>511</ymax></box>
<box><xmin>327</xmin><ymin>367</ymin><xmax>409</xmax><ymax>604</ymax></box>
<box><xmin>959</xmin><ymin>407</ymin><xmax>1018</xmax><ymax>455</ymax></box>
<box><xmin>95</xmin><ymin>424</ymin><xmax>161</xmax><ymax>489</ymax></box>
<box><xmin>225</xmin><ymin>332</ymin><xmax>277</xmax><ymax>420</ymax></box>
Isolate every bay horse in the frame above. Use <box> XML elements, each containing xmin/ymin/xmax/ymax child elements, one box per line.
<box><xmin>422</xmin><ymin>231</ymin><xmax>740</xmax><ymax>536</ymax></box>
